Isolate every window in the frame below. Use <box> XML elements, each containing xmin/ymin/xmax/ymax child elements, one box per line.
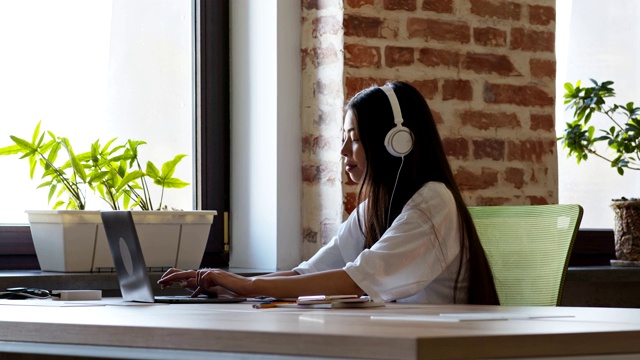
<box><xmin>0</xmin><ymin>0</ymin><xmax>193</xmax><ymax>221</ymax></box>
<box><xmin>556</xmin><ymin>0</ymin><xmax>640</xmax><ymax>230</ymax></box>
<box><xmin>0</xmin><ymin>0</ymin><xmax>230</xmax><ymax>269</ymax></box>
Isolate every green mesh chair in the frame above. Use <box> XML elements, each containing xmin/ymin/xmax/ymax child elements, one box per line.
<box><xmin>468</xmin><ymin>204</ymin><xmax>583</xmax><ymax>306</ymax></box>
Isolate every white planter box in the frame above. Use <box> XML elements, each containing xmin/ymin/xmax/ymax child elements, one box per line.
<box><xmin>27</xmin><ymin>210</ymin><xmax>102</xmax><ymax>272</ymax></box>
<box><xmin>27</xmin><ymin>210</ymin><xmax>216</xmax><ymax>273</ymax></box>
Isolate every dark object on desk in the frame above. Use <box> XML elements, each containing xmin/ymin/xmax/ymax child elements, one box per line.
<box><xmin>100</xmin><ymin>211</ymin><xmax>246</xmax><ymax>304</ymax></box>
<box><xmin>0</xmin><ymin>287</ymin><xmax>52</xmax><ymax>299</ymax></box>
<box><xmin>0</xmin><ymin>292</ymin><xmax>32</xmax><ymax>300</ymax></box>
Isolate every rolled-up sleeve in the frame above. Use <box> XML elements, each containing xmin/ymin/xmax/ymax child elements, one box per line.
<box><xmin>293</xmin><ymin>236</ymin><xmax>345</xmax><ymax>274</ymax></box>
<box><xmin>293</xmin><ymin>210</ymin><xmax>365</xmax><ymax>274</ymax></box>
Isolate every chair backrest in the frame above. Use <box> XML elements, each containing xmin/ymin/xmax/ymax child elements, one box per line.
<box><xmin>468</xmin><ymin>204</ymin><xmax>583</xmax><ymax>306</ymax></box>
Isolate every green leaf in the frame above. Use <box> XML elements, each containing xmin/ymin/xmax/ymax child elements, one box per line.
<box><xmin>157</xmin><ymin>178</ymin><xmax>190</xmax><ymax>189</ymax></box>
<box><xmin>28</xmin><ymin>154</ymin><xmax>37</xmax><ymax>179</ymax></box>
<box><xmin>110</xmin><ymin>153</ymin><xmax>134</xmax><ymax>163</ymax></box>
<box><xmin>96</xmin><ymin>184</ymin><xmax>106</xmax><ymax>199</ymax></box>
<box><xmin>102</xmin><ymin>138</ymin><xmax>118</xmax><ymax>153</ymax></box>
<box><xmin>61</xmin><ymin>137</ymin><xmax>88</xmax><ymax>182</ymax></box>
<box><xmin>564</xmin><ymin>82</ymin><xmax>575</xmax><ymax>93</ymax></box>
<box><xmin>31</xmin><ymin>121</ymin><xmax>42</xmax><ymax>145</ymax></box>
<box><xmin>47</xmin><ymin>184</ymin><xmax>57</xmax><ymax>203</ymax></box>
<box><xmin>38</xmin><ymin>138</ymin><xmax>55</xmax><ymax>154</ymax></box>
<box><xmin>36</xmin><ymin>179</ymin><xmax>53</xmax><ymax>188</ymax></box>
<box><xmin>116</xmin><ymin>170</ymin><xmax>145</xmax><ymax>192</ymax></box>
<box><xmin>88</xmin><ymin>171</ymin><xmax>110</xmax><ymax>183</ymax></box>
<box><xmin>0</xmin><ymin>144</ymin><xmax>22</xmax><ymax>156</ymax></box>
<box><xmin>52</xmin><ymin>200</ymin><xmax>65</xmax><ymax>210</ymax></box>
<box><xmin>146</xmin><ymin>161</ymin><xmax>160</xmax><ymax>180</ymax></box>
<box><xmin>10</xmin><ymin>136</ymin><xmax>37</xmax><ymax>152</ymax></box>
<box><xmin>116</xmin><ymin>160</ymin><xmax>127</xmax><ymax>178</ymax></box>
<box><xmin>160</xmin><ymin>154</ymin><xmax>187</xmax><ymax>179</ymax></box>
<box><xmin>47</xmin><ymin>141</ymin><xmax>61</xmax><ymax>167</ymax></box>
<box><xmin>122</xmin><ymin>190</ymin><xmax>132</xmax><ymax>209</ymax></box>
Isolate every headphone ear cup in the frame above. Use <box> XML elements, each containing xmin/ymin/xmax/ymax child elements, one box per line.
<box><xmin>385</xmin><ymin>125</ymin><xmax>413</xmax><ymax>157</ymax></box>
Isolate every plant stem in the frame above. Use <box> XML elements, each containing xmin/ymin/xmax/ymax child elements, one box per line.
<box><xmin>586</xmin><ymin>148</ymin><xmax>640</xmax><ymax>171</ymax></box>
<box><xmin>604</xmin><ymin>109</ymin><xmax>625</xmax><ymax>130</ymax></box>
<box><xmin>135</xmin><ymin>158</ymin><xmax>153</xmax><ymax>210</ymax></box>
<box><xmin>36</xmin><ymin>150</ymin><xmax>85</xmax><ymax>210</ymax></box>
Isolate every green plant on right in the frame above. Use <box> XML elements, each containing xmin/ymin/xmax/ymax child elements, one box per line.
<box><xmin>559</xmin><ymin>79</ymin><xmax>640</xmax><ymax>175</ymax></box>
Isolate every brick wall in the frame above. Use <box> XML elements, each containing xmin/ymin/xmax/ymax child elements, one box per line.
<box><xmin>301</xmin><ymin>0</ymin><xmax>557</xmax><ymax>257</ymax></box>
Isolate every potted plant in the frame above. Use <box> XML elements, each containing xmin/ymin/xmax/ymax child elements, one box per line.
<box><xmin>558</xmin><ymin>79</ymin><xmax>640</xmax><ymax>265</ymax></box>
<box><xmin>0</xmin><ymin>122</ymin><xmax>216</xmax><ymax>272</ymax></box>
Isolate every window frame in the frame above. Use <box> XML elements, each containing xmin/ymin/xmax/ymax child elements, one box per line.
<box><xmin>0</xmin><ymin>0</ymin><xmax>230</xmax><ymax>270</ymax></box>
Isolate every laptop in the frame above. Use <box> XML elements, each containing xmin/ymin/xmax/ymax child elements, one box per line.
<box><xmin>100</xmin><ymin>211</ymin><xmax>246</xmax><ymax>304</ymax></box>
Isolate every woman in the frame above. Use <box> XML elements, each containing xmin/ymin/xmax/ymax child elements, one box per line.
<box><xmin>158</xmin><ymin>81</ymin><xmax>499</xmax><ymax>304</ymax></box>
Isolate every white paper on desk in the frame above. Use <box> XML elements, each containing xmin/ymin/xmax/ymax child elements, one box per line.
<box><xmin>103</xmin><ymin>301</ymin><xmax>167</xmax><ymax>307</ymax></box>
<box><xmin>291</xmin><ymin>295</ymin><xmax>384</xmax><ymax>309</ymax></box>
<box><xmin>439</xmin><ymin>313</ymin><xmax>574</xmax><ymax>320</ymax></box>
<box><xmin>297</xmin><ymin>294</ymin><xmax>360</xmax><ymax>304</ymax></box>
<box><xmin>371</xmin><ymin>313</ymin><xmax>574</xmax><ymax>322</ymax></box>
<box><xmin>0</xmin><ymin>299</ymin><xmax>106</xmax><ymax>307</ymax></box>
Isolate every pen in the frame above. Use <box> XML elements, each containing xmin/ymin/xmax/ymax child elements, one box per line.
<box><xmin>252</xmin><ymin>301</ymin><xmax>298</xmax><ymax>309</ymax></box>
<box><xmin>253</xmin><ymin>302</ymin><xmax>276</xmax><ymax>309</ymax></box>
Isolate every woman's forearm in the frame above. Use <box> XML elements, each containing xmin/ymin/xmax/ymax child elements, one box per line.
<box><xmin>256</xmin><ymin>270</ymin><xmax>300</xmax><ymax>278</ymax></box>
<box><xmin>251</xmin><ymin>269</ymin><xmax>364</xmax><ymax>299</ymax></box>
<box><xmin>159</xmin><ymin>268</ymin><xmax>364</xmax><ymax>299</ymax></box>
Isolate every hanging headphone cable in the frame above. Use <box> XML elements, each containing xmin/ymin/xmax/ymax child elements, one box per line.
<box><xmin>386</xmin><ymin>156</ymin><xmax>405</xmax><ymax>228</ymax></box>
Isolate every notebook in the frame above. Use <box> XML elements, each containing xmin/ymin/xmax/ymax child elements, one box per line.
<box><xmin>100</xmin><ymin>211</ymin><xmax>246</xmax><ymax>304</ymax></box>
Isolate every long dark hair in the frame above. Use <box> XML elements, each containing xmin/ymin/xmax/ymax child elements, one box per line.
<box><xmin>345</xmin><ymin>81</ymin><xmax>499</xmax><ymax>305</ymax></box>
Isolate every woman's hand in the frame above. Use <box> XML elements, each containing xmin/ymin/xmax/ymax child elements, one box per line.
<box><xmin>158</xmin><ymin>268</ymin><xmax>250</xmax><ymax>298</ymax></box>
<box><xmin>158</xmin><ymin>268</ymin><xmax>195</xmax><ymax>288</ymax></box>
<box><xmin>158</xmin><ymin>268</ymin><xmax>202</xmax><ymax>295</ymax></box>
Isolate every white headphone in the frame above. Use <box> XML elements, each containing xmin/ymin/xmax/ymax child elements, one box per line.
<box><xmin>381</xmin><ymin>85</ymin><xmax>413</xmax><ymax>157</ymax></box>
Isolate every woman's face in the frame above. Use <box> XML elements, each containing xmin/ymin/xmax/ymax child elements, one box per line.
<box><xmin>341</xmin><ymin>110</ymin><xmax>367</xmax><ymax>183</ymax></box>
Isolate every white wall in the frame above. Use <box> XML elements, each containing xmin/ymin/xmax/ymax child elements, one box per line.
<box><xmin>230</xmin><ymin>1</ymin><xmax>302</xmax><ymax>270</ymax></box>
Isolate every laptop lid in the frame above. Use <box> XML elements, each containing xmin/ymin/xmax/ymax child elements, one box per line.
<box><xmin>101</xmin><ymin>211</ymin><xmax>156</xmax><ymax>303</ymax></box>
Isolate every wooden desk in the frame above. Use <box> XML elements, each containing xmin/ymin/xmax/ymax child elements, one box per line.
<box><xmin>1</xmin><ymin>301</ymin><xmax>640</xmax><ymax>359</ymax></box>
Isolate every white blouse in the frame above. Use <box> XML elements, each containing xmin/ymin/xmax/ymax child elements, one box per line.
<box><xmin>293</xmin><ymin>181</ymin><xmax>468</xmax><ymax>303</ymax></box>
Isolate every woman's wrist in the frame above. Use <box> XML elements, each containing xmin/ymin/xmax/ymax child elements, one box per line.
<box><xmin>248</xmin><ymin>276</ymin><xmax>266</xmax><ymax>297</ymax></box>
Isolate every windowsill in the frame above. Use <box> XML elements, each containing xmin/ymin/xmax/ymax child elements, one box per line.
<box><xmin>0</xmin><ymin>268</ymin><xmax>273</xmax><ymax>297</ymax></box>
<box><xmin>566</xmin><ymin>265</ymin><xmax>640</xmax><ymax>281</ymax></box>
<box><xmin>561</xmin><ymin>266</ymin><xmax>640</xmax><ymax>308</ymax></box>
